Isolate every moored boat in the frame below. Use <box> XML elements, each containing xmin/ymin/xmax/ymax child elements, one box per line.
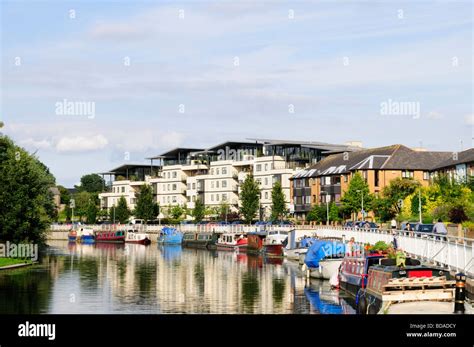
<box><xmin>216</xmin><ymin>233</ymin><xmax>248</xmax><ymax>252</ymax></box>
<box><xmin>263</xmin><ymin>230</ymin><xmax>288</xmax><ymax>256</ymax></box>
<box><xmin>284</xmin><ymin>236</ymin><xmax>316</xmax><ymax>261</ymax></box>
<box><xmin>125</xmin><ymin>229</ymin><xmax>151</xmax><ymax>245</ymax></box>
<box><xmin>356</xmin><ymin>258</ymin><xmax>454</xmax><ymax>314</ymax></box>
<box><xmin>77</xmin><ymin>227</ymin><xmax>95</xmax><ymax>244</ymax></box>
<box><xmin>247</xmin><ymin>231</ymin><xmax>266</xmax><ymax>254</ymax></box>
<box><xmin>95</xmin><ymin>229</ymin><xmax>126</xmax><ymax>243</ymax></box>
<box><xmin>68</xmin><ymin>230</ymin><xmax>77</xmax><ymax>242</ymax></box>
<box><xmin>304</xmin><ymin>240</ymin><xmax>345</xmax><ymax>280</ymax></box>
<box><xmin>157</xmin><ymin>227</ymin><xmax>183</xmax><ymax>245</ymax></box>
<box><xmin>182</xmin><ymin>232</ymin><xmax>197</xmax><ymax>247</ymax></box>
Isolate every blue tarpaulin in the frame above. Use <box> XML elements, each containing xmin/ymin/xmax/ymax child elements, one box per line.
<box><xmin>304</xmin><ymin>240</ymin><xmax>346</xmax><ymax>268</ymax></box>
<box><xmin>299</xmin><ymin>237</ymin><xmax>317</xmax><ymax>248</ymax></box>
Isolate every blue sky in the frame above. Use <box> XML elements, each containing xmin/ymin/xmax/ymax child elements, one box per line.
<box><xmin>1</xmin><ymin>0</ymin><xmax>473</xmax><ymax>187</ymax></box>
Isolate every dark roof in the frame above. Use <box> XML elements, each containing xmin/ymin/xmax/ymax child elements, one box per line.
<box><xmin>247</xmin><ymin>138</ymin><xmax>362</xmax><ymax>152</ymax></box>
<box><xmin>291</xmin><ymin>145</ymin><xmax>451</xmax><ymax>179</ymax></box>
<box><xmin>433</xmin><ymin>148</ymin><xmax>474</xmax><ymax>170</ymax></box>
<box><xmin>147</xmin><ymin>148</ymin><xmax>204</xmax><ymax>160</ymax></box>
<box><xmin>98</xmin><ymin>164</ymin><xmax>161</xmax><ymax>175</ymax></box>
<box><xmin>205</xmin><ymin>141</ymin><xmax>262</xmax><ymax>152</ymax></box>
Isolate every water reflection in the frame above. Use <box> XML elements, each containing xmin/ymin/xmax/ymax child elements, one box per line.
<box><xmin>0</xmin><ymin>241</ymin><xmax>357</xmax><ymax>314</ymax></box>
<box><xmin>304</xmin><ymin>280</ymin><xmax>357</xmax><ymax>314</ymax></box>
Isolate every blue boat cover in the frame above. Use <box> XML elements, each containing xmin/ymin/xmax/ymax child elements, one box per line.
<box><xmin>161</xmin><ymin>227</ymin><xmax>179</xmax><ymax>235</ymax></box>
<box><xmin>299</xmin><ymin>237</ymin><xmax>317</xmax><ymax>248</ymax></box>
<box><xmin>304</xmin><ymin>240</ymin><xmax>346</xmax><ymax>268</ymax></box>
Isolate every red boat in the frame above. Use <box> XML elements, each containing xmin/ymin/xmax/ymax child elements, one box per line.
<box><xmin>95</xmin><ymin>230</ymin><xmax>126</xmax><ymax>243</ymax></box>
<box><xmin>216</xmin><ymin>233</ymin><xmax>248</xmax><ymax>252</ymax></box>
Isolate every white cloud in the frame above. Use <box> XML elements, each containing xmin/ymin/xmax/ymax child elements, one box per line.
<box><xmin>19</xmin><ymin>138</ymin><xmax>52</xmax><ymax>150</ymax></box>
<box><xmin>465</xmin><ymin>114</ymin><xmax>474</xmax><ymax>126</ymax></box>
<box><xmin>56</xmin><ymin>135</ymin><xmax>108</xmax><ymax>153</ymax></box>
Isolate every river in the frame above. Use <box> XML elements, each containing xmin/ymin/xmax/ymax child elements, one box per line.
<box><xmin>0</xmin><ymin>241</ymin><xmax>357</xmax><ymax>314</ymax></box>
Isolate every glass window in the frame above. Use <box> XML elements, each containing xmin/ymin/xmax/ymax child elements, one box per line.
<box><xmin>222</xmin><ymin>180</ymin><xmax>227</xmax><ymax>188</ymax></box>
<box><xmin>211</xmin><ymin>181</ymin><xmax>214</xmax><ymax>188</ymax></box>
<box><xmin>222</xmin><ymin>167</ymin><xmax>227</xmax><ymax>175</ymax></box>
<box><xmin>211</xmin><ymin>194</ymin><xmax>214</xmax><ymax>201</ymax></box>
<box><xmin>264</xmin><ymin>163</ymin><xmax>268</xmax><ymax>171</ymax></box>
<box><xmin>222</xmin><ymin>194</ymin><xmax>227</xmax><ymax>201</ymax></box>
<box><xmin>172</xmin><ymin>171</ymin><xmax>177</xmax><ymax>178</ymax></box>
<box><xmin>256</xmin><ymin>164</ymin><xmax>262</xmax><ymax>172</ymax></box>
<box><xmin>265</xmin><ymin>177</ymin><xmax>268</xmax><ymax>186</ymax></box>
<box><xmin>172</xmin><ymin>184</ymin><xmax>177</xmax><ymax>191</ymax></box>
<box><xmin>216</xmin><ymin>181</ymin><xmax>220</xmax><ymax>188</ymax></box>
<box><xmin>216</xmin><ymin>194</ymin><xmax>220</xmax><ymax>201</ymax></box>
<box><xmin>172</xmin><ymin>196</ymin><xmax>177</xmax><ymax>203</ymax></box>
<box><xmin>264</xmin><ymin>191</ymin><xmax>268</xmax><ymax>199</ymax></box>
<box><xmin>192</xmin><ymin>183</ymin><xmax>196</xmax><ymax>189</ymax></box>
<box><xmin>216</xmin><ymin>168</ymin><xmax>220</xmax><ymax>175</ymax></box>
<box><xmin>121</xmin><ymin>187</ymin><xmax>125</xmax><ymax>193</ymax></box>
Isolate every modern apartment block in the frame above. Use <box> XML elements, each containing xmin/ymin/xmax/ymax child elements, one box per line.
<box><xmin>99</xmin><ymin>139</ymin><xmax>359</xmax><ymax>220</ymax></box>
<box><xmin>290</xmin><ymin>144</ymin><xmax>453</xmax><ymax>220</ymax></box>
<box><xmin>433</xmin><ymin>148</ymin><xmax>474</xmax><ymax>182</ymax></box>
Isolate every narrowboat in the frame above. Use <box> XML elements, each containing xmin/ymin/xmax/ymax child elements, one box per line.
<box><xmin>77</xmin><ymin>227</ymin><xmax>95</xmax><ymax>244</ymax></box>
<box><xmin>357</xmin><ymin>258</ymin><xmax>455</xmax><ymax>314</ymax></box>
<box><xmin>95</xmin><ymin>230</ymin><xmax>126</xmax><ymax>243</ymax></box>
<box><xmin>157</xmin><ymin>227</ymin><xmax>183</xmax><ymax>245</ymax></box>
<box><xmin>125</xmin><ymin>229</ymin><xmax>151</xmax><ymax>245</ymax></box>
<box><xmin>216</xmin><ymin>233</ymin><xmax>248</xmax><ymax>252</ymax></box>
<box><xmin>182</xmin><ymin>232</ymin><xmax>218</xmax><ymax>249</ymax></box>
<box><xmin>338</xmin><ymin>253</ymin><xmax>386</xmax><ymax>297</ymax></box>
<box><xmin>247</xmin><ymin>231</ymin><xmax>266</xmax><ymax>253</ymax></box>
<box><xmin>68</xmin><ymin>230</ymin><xmax>77</xmax><ymax>242</ymax></box>
<box><xmin>304</xmin><ymin>240</ymin><xmax>346</xmax><ymax>280</ymax></box>
<box><xmin>262</xmin><ymin>230</ymin><xmax>288</xmax><ymax>256</ymax></box>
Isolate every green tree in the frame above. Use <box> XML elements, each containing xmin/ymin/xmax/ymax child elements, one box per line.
<box><xmin>239</xmin><ymin>174</ymin><xmax>260</xmax><ymax>224</ymax></box>
<box><xmin>134</xmin><ymin>185</ymin><xmax>155</xmax><ymax>222</ymax></box>
<box><xmin>193</xmin><ymin>199</ymin><xmax>205</xmax><ymax>222</ymax></box>
<box><xmin>169</xmin><ymin>205</ymin><xmax>184</xmax><ymax>220</ymax></box>
<box><xmin>57</xmin><ymin>185</ymin><xmax>71</xmax><ymax>205</ymax></box>
<box><xmin>114</xmin><ymin>196</ymin><xmax>131</xmax><ymax>224</ymax></box>
<box><xmin>0</xmin><ymin>136</ymin><xmax>56</xmax><ymax>244</ymax></box>
<box><xmin>218</xmin><ymin>202</ymin><xmax>230</xmax><ymax>221</ymax></box>
<box><xmin>76</xmin><ymin>173</ymin><xmax>105</xmax><ymax>193</ymax></box>
<box><xmin>381</xmin><ymin>178</ymin><xmax>421</xmax><ymax>215</ymax></box>
<box><xmin>270</xmin><ymin>181</ymin><xmax>287</xmax><ymax>221</ymax></box>
<box><xmin>73</xmin><ymin>191</ymin><xmax>92</xmax><ymax>221</ymax></box>
<box><xmin>341</xmin><ymin>172</ymin><xmax>373</xmax><ymax>219</ymax></box>
<box><xmin>372</xmin><ymin>196</ymin><xmax>396</xmax><ymax>222</ymax></box>
<box><xmin>306</xmin><ymin>204</ymin><xmax>325</xmax><ymax>223</ymax></box>
<box><xmin>86</xmin><ymin>199</ymin><xmax>98</xmax><ymax>224</ymax></box>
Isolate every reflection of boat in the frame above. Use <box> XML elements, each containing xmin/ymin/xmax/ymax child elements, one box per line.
<box><xmin>182</xmin><ymin>232</ymin><xmax>218</xmax><ymax>249</ymax></box>
<box><xmin>304</xmin><ymin>280</ymin><xmax>356</xmax><ymax>314</ymax></box>
<box><xmin>160</xmin><ymin>245</ymin><xmax>182</xmax><ymax>262</ymax></box>
<box><xmin>216</xmin><ymin>233</ymin><xmax>248</xmax><ymax>252</ymax></box>
<box><xmin>68</xmin><ymin>230</ymin><xmax>77</xmax><ymax>242</ymax></box>
<box><xmin>157</xmin><ymin>227</ymin><xmax>183</xmax><ymax>245</ymax></box>
<box><xmin>357</xmin><ymin>258</ymin><xmax>454</xmax><ymax>314</ymax></box>
<box><xmin>95</xmin><ymin>230</ymin><xmax>126</xmax><ymax>243</ymax></box>
<box><xmin>94</xmin><ymin>242</ymin><xmax>125</xmax><ymax>251</ymax></box>
<box><xmin>304</xmin><ymin>241</ymin><xmax>345</xmax><ymax>280</ymax></box>
<box><xmin>77</xmin><ymin>228</ymin><xmax>95</xmax><ymax>244</ymax></box>
<box><xmin>125</xmin><ymin>229</ymin><xmax>151</xmax><ymax>245</ymax></box>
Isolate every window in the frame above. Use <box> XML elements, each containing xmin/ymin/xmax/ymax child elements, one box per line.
<box><xmin>121</xmin><ymin>187</ymin><xmax>125</xmax><ymax>193</ymax></box>
<box><xmin>216</xmin><ymin>168</ymin><xmax>220</xmax><ymax>175</ymax></box>
<box><xmin>222</xmin><ymin>194</ymin><xmax>227</xmax><ymax>201</ymax></box>
<box><xmin>222</xmin><ymin>168</ymin><xmax>227</xmax><ymax>175</ymax></box>
<box><xmin>211</xmin><ymin>194</ymin><xmax>214</xmax><ymax>201</ymax></box>
<box><xmin>167</xmin><ymin>184</ymin><xmax>170</xmax><ymax>191</ymax></box>
<box><xmin>211</xmin><ymin>169</ymin><xmax>214</xmax><ymax>175</ymax></box>
<box><xmin>374</xmin><ymin>170</ymin><xmax>380</xmax><ymax>187</ymax></box>
<box><xmin>172</xmin><ymin>171</ymin><xmax>177</xmax><ymax>178</ymax></box>
<box><xmin>187</xmin><ymin>183</ymin><xmax>191</xmax><ymax>189</ymax></box>
<box><xmin>264</xmin><ymin>191</ymin><xmax>268</xmax><ymax>199</ymax></box>
<box><xmin>172</xmin><ymin>196</ymin><xmax>177</xmax><ymax>203</ymax></box>
<box><xmin>423</xmin><ymin>171</ymin><xmax>429</xmax><ymax>180</ymax></box>
<box><xmin>167</xmin><ymin>172</ymin><xmax>170</xmax><ymax>179</ymax></box>
<box><xmin>216</xmin><ymin>181</ymin><xmax>220</xmax><ymax>188</ymax></box>
<box><xmin>192</xmin><ymin>182</ymin><xmax>196</xmax><ymax>189</ymax></box>
<box><xmin>172</xmin><ymin>184</ymin><xmax>177</xmax><ymax>191</ymax></box>
<box><xmin>402</xmin><ymin>170</ymin><xmax>414</xmax><ymax>178</ymax></box>
<box><xmin>344</xmin><ymin>175</ymin><xmax>348</xmax><ymax>183</ymax></box>
<box><xmin>264</xmin><ymin>163</ymin><xmax>268</xmax><ymax>171</ymax></box>
<box><xmin>313</xmin><ymin>195</ymin><xmax>317</xmax><ymax>203</ymax></box>
<box><xmin>222</xmin><ymin>180</ymin><xmax>227</xmax><ymax>188</ymax></box>
<box><xmin>167</xmin><ymin>196</ymin><xmax>170</xmax><ymax>203</ymax></box>
<box><xmin>192</xmin><ymin>196</ymin><xmax>196</xmax><ymax>202</ymax></box>
<box><xmin>264</xmin><ymin>177</ymin><xmax>269</xmax><ymax>186</ymax></box>
<box><xmin>335</xmin><ymin>194</ymin><xmax>341</xmax><ymax>203</ymax></box>
<box><xmin>216</xmin><ymin>194</ymin><xmax>220</xmax><ymax>201</ymax></box>
<box><xmin>211</xmin><ymin>181</ymin><xmax>215</xmax><ymax>188</ymax></box>
<box><xmin>256</xmin><ymin>164</ymin><xmax>262</xmax><ymax>172</ymax></box>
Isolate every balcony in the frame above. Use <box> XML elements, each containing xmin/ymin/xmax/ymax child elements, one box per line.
<box><xmin>294</xmin><ymin>204</ymin><xmax>312</xmax><ymax>212</ymax></box>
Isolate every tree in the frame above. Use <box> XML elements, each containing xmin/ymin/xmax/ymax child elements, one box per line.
<box><xmin>239</xmin><ymin>174</ymin><xmax>260</xmax><ymax>224</ymax></box>
<box><xmin>0</xmin><ymin>136</ymin><xmax>56</xmax><ymax>245</ymax></box>
<box><xmin>270</xmin><ymin>181</ymin><xmax>287</xmax><ymax>221</ymax></box>
<box><xmin>115</xmin><ymin>196</ymin><xmax>131</xmax><ymax>224</ymax></box>
<box><xmin>134</xmin><ymin>185</ymin><xmax>155</xmax><ymax>222</ymax></box>
<box><xmin>76</xmin><ymin>173</ymin><xmax>105</xmax><ymax>193</ymax></box>
<box><xmin>73</xmin><ymin>191</ymin><xmax>93</xmax><ymax>221</ymax></box>
<box><xmin>306</xmin><ymin>205</ymin><xmax>325</xmax><ymax>223</ymax></box>
<box><xmin>218</xmin><ymin>202</ymin><xmax>230</xmax><ymax>221</ymax></box>
<box><xmin>193</xmin><ymin>199</ymin><xmax>205</xmax><ymax>222</ymax></box>
<box><xmin>86</xmin><ymin>199</ymin><xmax>98</xmax><ymax>224</ymax></box>
<box><xmin>341</xmin><ymin>172</ymin><xmax>373</xmax><ymax>219</ymax></box>
<box><xmin>381</xmin><ymin>178</ymin><xmax>421</xmax><ymax>215</ymax></box>
<box><xmin>372</xmin><ymin>196</ymin><xmax>396</xmax><ymax>222</ymax></box>
<box><xmin>57</xmin><ymin>185</ymin><xmax>71</xmax><ymax>205</ymax></box>
<box><xmin>169</xmin><ymin>205</ymin><xmax>184</xmax><ymax>220</ymax></box>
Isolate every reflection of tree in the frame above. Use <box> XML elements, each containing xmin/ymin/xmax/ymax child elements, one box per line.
<box><xmin>135</xmin><ymin>262</ymin><xmax>156</xmax><ymax>295</ymax></box>
<box><xmin>241</xmin><ymin>272</ymin><xmax>259</xmax><ymax>313</ymax></box>
<box><xmin>194</xmin><ymin>262</ymin><xmax>205</xmax><ymax>295</ymax></box>
<box><xmin>72</xmin><ymin>257</ymin><xmax>99</xmax><ymax>291</ymax></box>
<box><xmin>272</xmin><ymin>278</ymin><xmax>285</xmax><ymax>305</ymax></box>
<box><xmin>0</xmin><ymin>257</ymin><xmax>56</xmax><ymax>313</ymax></box>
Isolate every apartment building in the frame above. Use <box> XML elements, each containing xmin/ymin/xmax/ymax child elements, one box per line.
<box><xmin>290</xmin><ymin>144</ymin><xmax>452</xmax><ymax>220</ymax></box>
<box><xmin>98</xmin><ymin>164</ymin><xmax>159</xmax><ymax>211</ymax></box>
<box><xmin>433</xmin><ymin>148</ymin><xmax>474</xmax><ymax>182</ymax></box>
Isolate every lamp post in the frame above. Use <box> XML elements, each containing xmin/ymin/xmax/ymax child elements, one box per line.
<box><xmin>418</xmin><ymin>188</ymin><xmax>422</xmax><ymax>223</ymax></box>
<box><xmin>356</xmin><ymin>190</ymin><xmax>364</xmax><ymax>221</ymax></box>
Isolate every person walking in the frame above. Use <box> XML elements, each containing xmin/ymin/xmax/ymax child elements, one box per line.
<box><xmin>433</xmin><ymin>219</ymin><xmax>448</xmax><ymax>241</ymax></box>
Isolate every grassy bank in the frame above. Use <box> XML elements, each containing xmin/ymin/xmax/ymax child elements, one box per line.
<box><xmin>0</xmin><ymin>258</ymin><xmax>32</xmax><ymax>268</ymax></box>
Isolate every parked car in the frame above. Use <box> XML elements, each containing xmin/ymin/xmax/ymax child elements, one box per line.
<box><xmin>217</xmin><ymin>221</ymin><xmax>230</xmax><ymax>225</ymax></box>
<box><xmin>231</xmin><ymin>221</ymin><xmax>243</xmax><ymax>225</ymax></box>
<box><xmin>344</xmin><ymin>221</ymin><xmax>355</xmax><ymax>228</ymax></box>
<box><xmin>414</xmin><ymin>223</ymin><xmax>435</xmax><ymax>236</ymax></box>
<box><xmin>278</xmin><ymin>220</ymin><xmax>294</xmax><ymax>226</ymax></box>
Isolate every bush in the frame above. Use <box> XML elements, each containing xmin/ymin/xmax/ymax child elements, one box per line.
<box><xmin>448</xmin><ymin>205</ymin><xmax>468</xmax><ymax>224</ymax></box>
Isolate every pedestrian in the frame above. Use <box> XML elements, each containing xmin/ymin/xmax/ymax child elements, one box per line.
<box><xmin>390</xmin><ymin>219</ymin><xmax>397</xmax><ymax>230</ymax></box>
<box><xmin>433</xmin><ymin>219</ymin><xmax>448</xmax><ymax>241</ymax></box>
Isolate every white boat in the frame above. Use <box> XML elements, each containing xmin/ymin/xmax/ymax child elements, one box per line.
<box><xmin>125</xmin><ymin>229</ymin><xmax>151</xmax><ymax>245</ymax></box>
<box><xmin>263</xmin><ymin>230</ymin><xmax>288</xmax><ymax>256</ymax></box>
<box><xmin>216</xmin><ymin>233</ymin><xmax>248</xmax><ymax>252</ymax></box>
<box><xmin>284</xmin><ymin>247</ymin><xmax>308</xmax><ymax>261</ymax></box>
<box><xmin>309</xmin><ymin>258</ymin><xmax>343</xmax><ymax>280</ymax></box>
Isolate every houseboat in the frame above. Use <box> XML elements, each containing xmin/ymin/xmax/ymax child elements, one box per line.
<box><xmin>356</xmin><ymin>258</ymin><xmax>455</xmax><ymax>314</ymax></box>
<box><xmin>125</xmin><ymin>229</ymin><xmax>151</xmax><ymax>245</ymax></box>
<box><xmin>68</xmin><ymin>230</ymin><xmax>77</xmax><ymax>242</ymax></box>
<box><xmin>182</xmin><ymin>232</ymin><xmax>218</xmax><ymax>249</ymax></box>
<box><xmin>338</xmin><ymin>254</ymin><xmax>386</xmax><ymax>297</ymax></box>
<box><xmin>216</xmin><ymin>233</ymin><xmax>248</xmax><ymax>252</ymax></box>
<box><xmin>157</xmin><ymin>227</ymin><xmax>183</xmax><ymax>245</ymax></box>
<box><xmin>304</xmin><ymin>240</ymin><xmax>346</xmax><ymax>280</ymax></box>
<box><xmin>77</xmin><ymin>227</ymin><xmax>95</xmax><ymax>244</ymax></box>
<box><xmin>284</xmin><ymin>236</ymin><xmax>316</xmax><ymax>262</ymax></box>
<box><xmin>247</xmin><ymin>231</ymin><xmax>266</xmax><ymax>253</ymax></box>
<box><xmin>95</xmin><ymin>230</ymin><xmax>126</xmax><ymax>243</ymax></box>
<box><xmin>262</xmin><ymin>230</ymin><xmax>288</xmax><ymax>256</ymax></box>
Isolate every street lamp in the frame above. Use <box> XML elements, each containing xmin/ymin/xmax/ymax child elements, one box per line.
<box><xmin>325</xmin><ymin>192</ymin><xmax>330</xmax><ymax>226</ymax></box>
<box><xmin>356</xmin><ymin>189</ymin><xmax>364</xmax><ymax>221</ymax></box>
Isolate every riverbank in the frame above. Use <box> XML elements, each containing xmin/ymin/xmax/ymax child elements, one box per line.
<box><xmin>0</xmin><ymin>258</ymin><xmax>32</xmax><ymax>270</ymax></box>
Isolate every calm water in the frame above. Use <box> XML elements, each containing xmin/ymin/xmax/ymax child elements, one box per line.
<box><xmin>0</xmin><ymin>241</ymin><xmax>357</xmax><ymax>314</ymax></box>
